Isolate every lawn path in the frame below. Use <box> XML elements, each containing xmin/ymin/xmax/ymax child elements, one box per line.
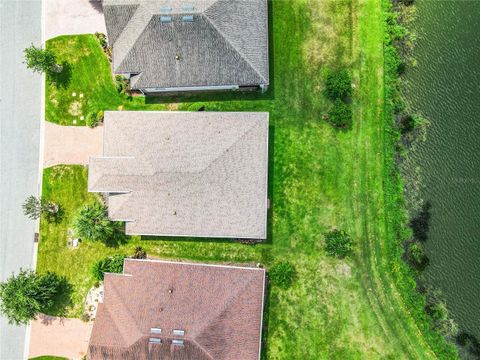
<box><xmin>351</xmin><ymin>0</ymin><xmax>438</xmax><ymax>358</ymax></box>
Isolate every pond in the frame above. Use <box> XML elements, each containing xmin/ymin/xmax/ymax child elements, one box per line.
<box><xmin>403</xmin><ymin>0</ymin><xmax>480</xmax><ymax>357</ymax></box>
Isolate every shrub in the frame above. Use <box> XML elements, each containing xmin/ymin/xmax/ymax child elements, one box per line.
<box><xmin>132</xmin><ymin>246</ymin><xmax>147</xmax><ymax>259</ymax></box>
<box><xmin>324</xmin><ymin>69</ymin><xmax>352</xmax><ymax>100</ymax></box>
<box><xmin>96</xmin><ymin>110</ymin><xmax>104</xmax><ymax>124</ymax></box>
<box><xmin>115</xmin><ymin>75</ymin><xmax>129</xmax><ymax>94</ymax></box>
<box><xmin>399</xmin><ymin>113</ymin><xmax>428</xmax><ymax>134</ymax></box>
<box><xmin>91</xmin><ymin>254</ymin><xmax>126</xmax><ymax>281</ymax></box>
<box><xmin>0</xmin><ymin>270</ymin><xmax>63</xmax><ymax>325</ymax></box>
<box><xmin>328</xmin><ymin>99</ymin><xmax>352</xmax><ymax>128</ymax></box>
<box><xmin>72</xmin><ymin>202</ymin><xmax>117</xmax><ymax>242</ymax></box>
<box><xmin>94</xmin><ymin>32</ymin><xmax>107</xmax><ymax>48</ymax></box>
<box><xmin>324</xmin><ymin>230</ymin><xmax>354</xmax><ymax>258</ymax></box>
<box><xmin>406</xmin><ymin>241</ymin><xmax>429</xmax><ymax>271</ymax></box>
<box><xmin>269</xmin><ymin>262</ymin><xmax>296</xmax><ymax>289</ymax></box>
<box><xmin>86</xmin><ymin>112</ymin><xmax>98</xmax><ymax>128</ymax></box>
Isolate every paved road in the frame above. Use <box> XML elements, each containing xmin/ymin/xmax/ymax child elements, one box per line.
<box><xmin>0</xmin><ymin>0</ymin><xmax>42</xmax><ymax>359</ymax></box>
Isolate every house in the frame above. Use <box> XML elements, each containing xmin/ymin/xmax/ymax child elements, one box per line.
<box><xmin>102</xmin><ymin>0</ymin><xmax>269</xmax><ymax>94</ymax></box>
<box><xmin>87</xmin><ymin>258</ymin><xmax>266</xmax><ymax>359</ymax></box>
<box><xmin>88</xmin><ymin>111</ymin><xmax>269</xmax><ymax>239</ymax></box>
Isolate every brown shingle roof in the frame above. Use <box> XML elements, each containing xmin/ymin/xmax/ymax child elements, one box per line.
<box><xmin>88</xmin><ymin>259</ymin><xmax>266</xmax><ymax>360</ymax></box>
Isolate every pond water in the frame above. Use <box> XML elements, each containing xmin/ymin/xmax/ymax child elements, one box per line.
<box><xmin>403</xmin><ymin>0</ymin><xmax>480</xmax><ymax>354</ymax></box>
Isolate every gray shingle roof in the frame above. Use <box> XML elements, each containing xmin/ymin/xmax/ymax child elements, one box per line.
<box><xmin>88</xmin><ymin>111</ymin><xmax>269</xmax><ymax>238</ymax></box>
<box><xmin>103</xmin><ymin>0</ymin><xmax>269</xmax><ymax>89</ymax></box>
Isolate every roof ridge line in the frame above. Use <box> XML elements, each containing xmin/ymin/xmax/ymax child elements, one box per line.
<box><xmin>190</xmin><ymin>338</ymin><xmax>216</xmax><ymax>360</ymax></box>
<box><xmin>114</xmin><ymin>5</ymin><xmax>152</xmax><ymax>71</ymax></box>
<box><xmin>144</xmin><ymin>119</ymin><xmax>261</xmax><ymax>177</ymax></box>
<box><xmin>202</xmin><ymin>13</ymin><xmax>267</xmax><ymax>83</ymax></box>
<box><xmin>197</xmin><ymin>120</ymin><xmax>263</xmax><ymax>176</ymax></box>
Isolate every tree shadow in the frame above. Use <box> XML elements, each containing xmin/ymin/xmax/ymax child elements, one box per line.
<box><xmin>409</xmin><ymin>200</ymin><xmax>432</xmax><ymax>242</ymax></box>
<box><xmin>44</xmin><ymin>204</ymin><xmax>65</xmax><ymax>225</ymax></box>
<box><xmin>44</xmin><ymin>276</ymin><xmax>73</xmax><ymax>318</ymax></box>
<box><xmin>456</xmin><ymin>331</ymin><xmax>480</xmax><ymax>358</ymax></box>
<box><xmin>88</xmin><ymin>0</ymin><xmax>103</xmax><ymax>13</ymax></box>
<box><xmin>103</xmin><ymin>223</ymin><xmax>129</xmax><ymax>248</ymax></box>
<box><xmin>47</xmin><ymin>61</ymin><xmax>72</xmax><ymax>89</ymax></box>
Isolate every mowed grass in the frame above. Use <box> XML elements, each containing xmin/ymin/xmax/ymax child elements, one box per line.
<box><xmin>38</xmin><ymin>0</ymin><xmax>454</xmax><ymax>358</ymax></box>
<box><xmin>45</xmin><ymin>35</ymin><xmax>167</xmax><ymax>125</ymax></box>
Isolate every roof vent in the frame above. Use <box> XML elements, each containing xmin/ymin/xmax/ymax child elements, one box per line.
<box><xmin>160</xmin><ymin>16</ymin><xmax>172</xmax><ymax>23</ymax></box>
<box><xmin>149</xmin><ymin>338</ymin><xmax>161</xmax><ymax>344</ymax></box>
<box><xmin>172</xmin><ymin>339</ymin><xmax>184</xmax><ymax>346</ymax></box>
<box><xmin>172</xmin><ymin>329</ymin><xmax>185</xmax><ymax>336</ymax></box>
<box><xmin>150</xmin><ymin>327</ymin><xmax>162</xmax><ymax>334</ymax></box>
<box><xmin>182</xmin><ymin>15</ymin><xmax>194</xmax><ymax>22</ymax></box>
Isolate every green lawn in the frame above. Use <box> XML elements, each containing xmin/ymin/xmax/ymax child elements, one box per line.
<box><xmin>45</xmin><ymin>35</ymin><xmax>168</xmax><ymax>125</ymax></box>
<box><xmin>38</xmin><ymin>0</ymin><xmax>456</xmax><ymax>358</ymax></box>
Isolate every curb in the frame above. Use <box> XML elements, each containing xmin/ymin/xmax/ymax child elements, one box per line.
<box><xmin>24</xmin><ymin>0</ymin><xmax>46</xmax><ymax>358</ymax></box>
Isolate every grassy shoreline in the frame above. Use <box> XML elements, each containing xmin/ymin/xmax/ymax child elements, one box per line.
<box><xmin>37</xmin><ymin>0</ymin><xmax>456</xmax><ymax>358</ymax></box>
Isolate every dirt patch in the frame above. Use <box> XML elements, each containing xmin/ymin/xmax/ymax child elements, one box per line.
<box><xmin>68</xmin><ymin>101</ymin><xmax>83</xmax><ymax>116</ymax></box>
<box><xmin>336</xmin><ymin>262</ymin><xmax>352</xmax><ymax>277</ymax></box>
<box><xmin>167</xmin><ymin>103</ymin><xmax>180</xmax><ymax>110</ymax></box>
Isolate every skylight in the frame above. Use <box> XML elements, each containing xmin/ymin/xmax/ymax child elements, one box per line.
<box><xmin>160</xmin><ymin>16</ymin><xmax>172</xmax><ymax>23</ymax></box>
<box><xmin>172</xmin><ymin>339</ymin><xmax>184</xmax><ymax>346</ymax></box>
<box><xmin>182</xmin><ymin>4</ymin><xmax>194</xmax><ymax>12</ymax></box>
<box><xmin>149</xmin><ymin>338</ymin><xmax>161</xmax><ymax>344</ymax></box>
<box><xmin>150</xmin><ymin>327</ymin><xmax>162</xmax><ymax>334</ymax></box>
<box><xmin>182</xmin><ymin>15</ymin><xmax>194</xmax><ymax>22</ymax></box>
<box><xmin>172</xmin><ymin>329</ymin><xmax>185</xmax><ymax>336</ymax></box>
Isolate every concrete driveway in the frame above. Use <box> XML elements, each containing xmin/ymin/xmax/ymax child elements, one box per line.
<box><xmin>29</xmin><ymin>315</ymin><xmax>93</xmax><ymax>360</ymax></box>
<box><xmin>46</xmin><ymin>0</ymin><xmax>106</xmax><ymax>40</ymax></box>
<box><xmin>44</xmin><ymin>122</ymin><xmax>103</xmax><ymax>167</ymax></box>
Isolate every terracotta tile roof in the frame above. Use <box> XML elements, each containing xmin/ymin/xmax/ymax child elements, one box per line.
<box><xmin>88</xmin><ymin>259</ymin><xmax>266</xmax><ymax>359</ymax></box>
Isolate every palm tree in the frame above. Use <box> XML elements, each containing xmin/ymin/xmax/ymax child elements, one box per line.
<box><xmin>72</xmin><ymin>202</ymin><xmax>116</xmax><ymax>242</ymax></box>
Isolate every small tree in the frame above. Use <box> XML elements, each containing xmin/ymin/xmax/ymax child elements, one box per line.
<box><xmin>23</xmin><ymin>44</ymin><xmax>61</xmax><ymax>74</ymax></box>
<box><xmin>269</xmin><ymin>262</ymin><xmax>296</xmax><ymax>289</ymax></box>
<box><xmin>22</xmin><ymin>196</ymin><xmax>42</xmax><ymax>220</ymax></box>
<box><xmin>72</xmin><ymin>202</ymin><xmax>116</xmax><ymax>242</ymax></box>
<box><xmin>324</xmin><ymin>230</ymin><xmax>354</xmax><ymax>258</ymax></box>
<box><xmin>328</xmin><ymin>99</ymin><xmax>352</xmax><ymax>128</ymax></box>
<box><xmin>0</xmin><ymin>270</ymin><xmax>62</xmax><ymax>325</ymax></box>
<box><xmin>324</xmin><ymin>69</ymin><xmax>352</xmax><ymax>100</ymax></box>
<box><xmin>22</xmin><ymin>195</ymin><xmax>59</xmax><ymax>220</ymax></box>
<box><xmin>86</xmin><ymin>112</ymin><xmax>98</xmax><ymax>128</ymax></box>
<box><xmin>92</xmin><ymin>254</ymin><xmax>126</xmax><ymax>281</ymax></box>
